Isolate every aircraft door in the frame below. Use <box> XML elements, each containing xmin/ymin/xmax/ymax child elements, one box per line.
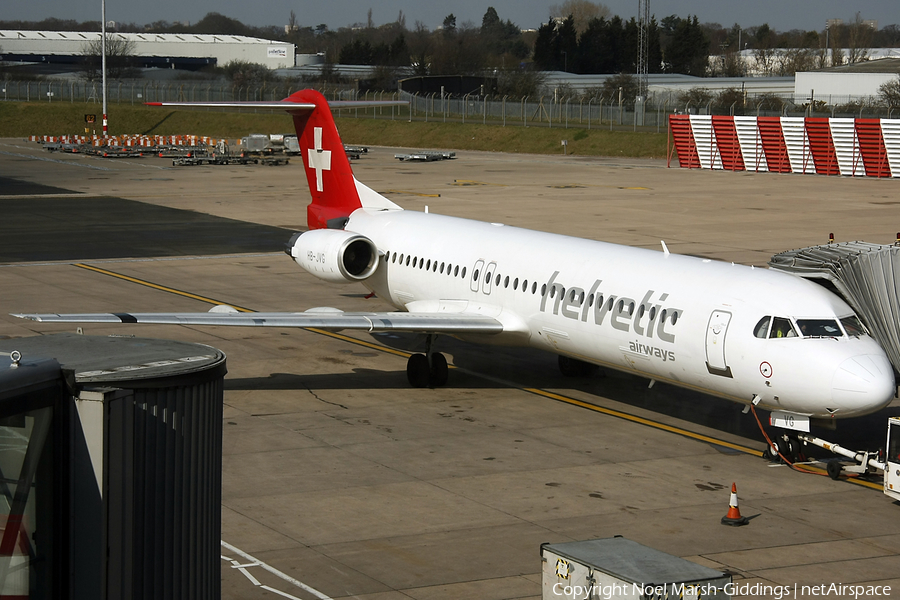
<box><xmin>470</xmin><ymin>260</ymin><xmax>484</xmax><ymax>293</ymax></box>
<box><xmin>705</xmin><ymin>310</ymin><xmax>733</xmax><ymax>377</ymax></box>
<box><xmin>483</xmin><ymin>261</ymin><xmax>497</xmax><ymax>295</ymax></box>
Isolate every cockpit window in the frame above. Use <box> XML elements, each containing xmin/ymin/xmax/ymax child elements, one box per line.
<box><xmin>840</xmin><ymin>316</ymin><xmax>867</xmax><ymax>337</ymax></box>
<box><xmin>754</xmin><ymin>316</ymin><xmax>771</xmax><ymax>339</ymax></box>
<box><xmin>769</xmin><ymin>317</ymin><xmax>797</xmax><ymax>338</ymax></box>
<box><xmin>796</xmin><ymin>319</ymin><xmax>843</xmax><ymax>338</ymax></box>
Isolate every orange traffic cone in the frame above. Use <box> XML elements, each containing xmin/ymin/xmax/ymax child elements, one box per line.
<box><xmin>721</xmin><ymin>482</ymin><xmax>749</xmax><ymax>526</ymax></box>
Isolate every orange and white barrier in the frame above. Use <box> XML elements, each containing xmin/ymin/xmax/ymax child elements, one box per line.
<box><xmin>669</xmin><ymin>115</ymin><xmax>899</xmax><ymax>178</ymax></box>
<box><xmin>33</xmin><ymin>134</ymin><xmax>218</xmax><ymax>148</ymax></box>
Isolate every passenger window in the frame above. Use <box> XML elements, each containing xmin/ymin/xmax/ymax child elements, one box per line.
<box><xmin>496</xmin><ymin>274</ymin><xmax>501</xmax><ymax>286</ymax></box>
<box><xmin>473</xmin><ymin>269</ymin><xmax>479</xmax><ymax>281</ymax></box>
<box><xmin>796</xmin><ymin>319</ymin><xmax>842</xmax><ymax>338</ymax></box>
<box><xmin>769</xmin><ymin>317</ymin><xmax>797</xmax><ymax>339</ymax></box>
<box><xmin>461</xmin><ymin>267</ymin><xmax>466</xmax><ymax>278</ymax></box>
<box><xmin>754</xmin><ymin>316</ymin><xmax>771</xmax><ymax>339</ymax></box>
<box><xmin>532</xmin><ymin>282</ymin><xmax>537</xmax><ymax>294</ymax></box>
<box><xmin>504</xmin><ymin>276</ymin><xmax>509</xmax><ymax>288</ymax></box>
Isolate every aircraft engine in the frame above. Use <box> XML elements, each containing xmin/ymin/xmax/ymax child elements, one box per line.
<box><xmin>285</xmin><ymin>229</ymin><xmax>379</xmax><ymax>284</ymax></box>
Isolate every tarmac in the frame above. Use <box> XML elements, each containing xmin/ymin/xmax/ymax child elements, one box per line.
<box><xmin>1</xmin><ymin>135</ymin><xmax>900</xmax><ymax>600</ymax></box>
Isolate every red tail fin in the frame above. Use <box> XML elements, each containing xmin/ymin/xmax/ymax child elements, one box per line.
<box><xmin>287</xmin><ymin>90</ymin><xmax>362</xmax><ymax>230</ymax></box>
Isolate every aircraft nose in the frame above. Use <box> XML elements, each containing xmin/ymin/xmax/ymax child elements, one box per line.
<box><xmin>832</xmin><ymin>354</ymin><xmax>896</xmax><ymax>415</ymax></box>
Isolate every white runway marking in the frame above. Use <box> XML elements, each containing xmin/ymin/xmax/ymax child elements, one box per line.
<box><xmin>221</xmin><ymin>540</ymin><xmax>335</xmax><ymax>600</ymax></box>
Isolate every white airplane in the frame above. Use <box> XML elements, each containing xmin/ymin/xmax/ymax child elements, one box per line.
<box><xmin>13</xmin><ymin>90</ymin><xmax>897</xmax><ymax>433</ymax></box>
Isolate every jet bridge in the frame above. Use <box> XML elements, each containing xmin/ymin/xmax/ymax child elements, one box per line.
<box><xmin>769</xmin><ymin>241</ymin><xmax>900</xmax><ymax>377</ymax></box>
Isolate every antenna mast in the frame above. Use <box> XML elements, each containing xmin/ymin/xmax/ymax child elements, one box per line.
<box><xmin>637</xmin><ymin>0</ymin><xmax>650</xmax><ymax>99</ymax></box>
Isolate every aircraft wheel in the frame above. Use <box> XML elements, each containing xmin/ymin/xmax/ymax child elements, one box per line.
<box><xmin>772</xmin><ymin>433</ymin><xmax>800</xmax><ymax>463</ymax></box>
<box><xmin>429</xmin><ymin>353</ymin><xmax>449</xmax><ymax>387</ymax></box>
<box><xmin>826</xmin><ymin>460</ymin><xmax>844</xmax><ymax>480</ymax></box>
<box><xmin>407</xmin><ymin>353</ymin><xmax>430</xmax><ymax>388</ymax></box>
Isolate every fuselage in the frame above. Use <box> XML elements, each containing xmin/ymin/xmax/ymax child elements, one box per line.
<box><xmin>343</xmin><ymin>207</ymin><xmax>896</xmax><ymax>419</ymax></box>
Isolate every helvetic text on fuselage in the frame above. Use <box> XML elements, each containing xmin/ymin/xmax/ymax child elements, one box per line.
<box><xmin>539</xmin><ymin>271</ymin><xmax>682</xmax><ymax>361</ymax></box>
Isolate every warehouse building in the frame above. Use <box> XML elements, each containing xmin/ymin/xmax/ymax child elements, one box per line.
<box><xmin>0</xmin><ymin>30</ymin><xmax>295</xmax><ymax>72</ymax></box>
<box><xmin>795</xmin><ymin>58</ymin><xmax>900</xmax><ymax>102</ymax></box>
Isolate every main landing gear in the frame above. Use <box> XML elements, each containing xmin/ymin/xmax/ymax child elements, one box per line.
<box><xmin>558</xmin><ymin>355</ymin><xmax>600</xmax><ymax>378</ymax></box>
<box><xmin>406</xmin><ymin>335</ymin><xmax>449</xmax><ymax>388</ymax></box>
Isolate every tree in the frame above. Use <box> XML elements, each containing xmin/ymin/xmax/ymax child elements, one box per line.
<box><xmin>496</xmin><ymin>68</ymin><xmax>546</xmax><ymax>98</ymax></box>
<box><xmin>480</xmin><ymin>7</ymin><xmax>529</xmax><ymax>63</ymax></box>
<box><xmin>677</xmin><ymin>87</ymin><xmax>713</xmax><ymax>110</ymax></box>
<box><xmin>601</xmin><ymin>73</ymin><xmax>638</xmax><ymax>107</ymax></box>
<box><xmin>222</xmin><ymin>60</ymin><xmax>275</xmax><ymax>89</ymax></box>
<box><xmin>532</xmin><ymin>15</ymin><xmax>576</xmax><ymax>71</ymax></box>
<box><xmin>442</xmin><ymin>14</ymin><xmax>457</xmax><ymax>33</ymax></box>
<box><xmin>664</xmin><ymin>15</ymin><xmax>709</xmax><ymax>75</ymax></box>
<box><xmin>80</xmin><ymin>34</ymin><xmax>137</xmax><ymax>80</ymax></box>
<box><xmin>549</xmin><ymin>0</ymin><xmax>610</xmax><ymax>35</ymax></box>
<box><xmin>879</xmin><ymin>76</ymin><xmax>900</xmax><ymax>107</ymax></box>
<box><xmin>846</xmin><ymin>12</ymin><xmax>873</xmax><ymax>64</ymax></box>
<box><xmin>532</xmin><ymin>20</ymin><xmax>558</xmax><ymax>70</ymax></box>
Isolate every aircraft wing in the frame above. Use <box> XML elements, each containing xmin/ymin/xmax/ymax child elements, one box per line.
<box><xmin>11</xmin><ymin>310</ymin><xmax>504</xmax><ymax>334</ymax></box>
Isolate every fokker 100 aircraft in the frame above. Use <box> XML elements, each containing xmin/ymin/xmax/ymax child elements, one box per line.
<box><xmin>14</xmin><ymin>90</ymin><xmax>897</xmax><ymax>434</ymax></box>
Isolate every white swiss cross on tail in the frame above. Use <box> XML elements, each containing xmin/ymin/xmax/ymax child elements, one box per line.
<box><xmin>308</xmin><ymin>127</ymin><xmax>332</xmax><ymax>192</ymax></box>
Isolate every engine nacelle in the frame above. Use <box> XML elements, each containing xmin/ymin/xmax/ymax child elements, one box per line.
<box><xmin>285</xmin><ymin>229</ymin><xmax>379</xmax><ymax>284</ymax></box>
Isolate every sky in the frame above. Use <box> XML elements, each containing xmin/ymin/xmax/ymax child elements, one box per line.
<box><xmin>4</xmin><ymin>0</ymin><xmax>898</xmax><ymax>33</ymax></box>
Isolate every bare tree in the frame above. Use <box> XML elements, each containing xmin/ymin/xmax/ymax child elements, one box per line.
<box><xmin>879</xmin><ymin>76</ymin><xmax>900</xmax><ymax>107</ymax></box>
<box><xmin>549</xmin><ymin>0</ymin><xmax>610</xmax><ymax>35</ymax></box>
<box><xmin>80</xmin><ymin>34</ymin><xmax>137</xmax><ymax>80</ymax></box>
<box><xmin>846</xmin><ymin>12</ymin><xmax>873</xmax><ymax>64</ymax></box>
<box><xmin>776</xmin><ymin>47</ymin><xmax>817</xmax><ymax>75</ymax></box>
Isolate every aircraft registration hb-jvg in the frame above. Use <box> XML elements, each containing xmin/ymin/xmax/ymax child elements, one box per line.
<box><xmin>13</xmin><ymin>90</ymin><xmax>897</xmax><ymax>438</ymax></box>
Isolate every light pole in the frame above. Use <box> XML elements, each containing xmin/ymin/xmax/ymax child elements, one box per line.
<box><xmin>101</xmin><ymin>0</ymin><xmax>108</xmax><ymax>135</ymax></box>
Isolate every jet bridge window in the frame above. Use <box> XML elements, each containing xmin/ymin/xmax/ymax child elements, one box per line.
<box><xmin>796</xmin><ymin>319</ymin><xmax>843</xmax><ymax>338</ymax></box>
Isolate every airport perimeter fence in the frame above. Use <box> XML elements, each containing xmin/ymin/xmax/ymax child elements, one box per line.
<box><xmin>2</xmin><ymin>79</ymin><xmax>898</xmax><ymax>131</ymax></box>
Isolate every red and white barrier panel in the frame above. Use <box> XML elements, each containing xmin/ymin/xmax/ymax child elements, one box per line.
<box><xmin>669</xmin><ymin>115</ymin><xmax>900</xmax><ymax>178</ymax></box>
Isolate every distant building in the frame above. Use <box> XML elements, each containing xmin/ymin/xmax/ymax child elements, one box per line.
<box><xmin>0</xmin><ymin>30</ymin><xmax>295</xmax><ymax>73</ymax></box>
<box><xmin>795</xmin><ymin>57</ymin><xmax>900</xmax><ymax>101</ymax></box>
